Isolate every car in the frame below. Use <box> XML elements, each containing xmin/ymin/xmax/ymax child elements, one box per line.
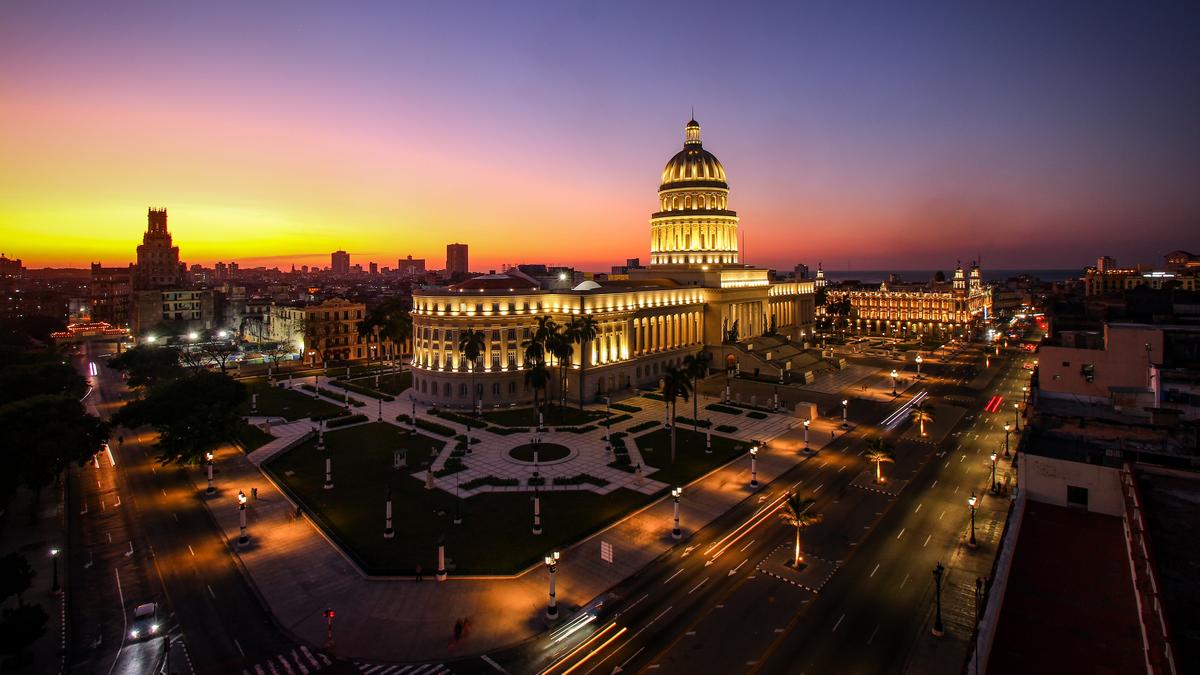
<box><xmin>129</xmin><ymin>602</ymin><xmax>160</xmax><ymax>641</ymax></box>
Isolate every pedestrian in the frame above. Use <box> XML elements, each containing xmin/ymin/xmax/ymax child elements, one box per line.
<box><xmin>831</xmin><ymin>430</ymin><xmax>835</xmax><ymax>441</ymax></box>
<box><xmin>251</xmin><ymin>487</ymin><xmax>258</xmax><ymax>501</ymax></box>
<box><xmin>415</xmin><ymin>564</ymin><xmax>423</xmax><ymax>582</ymax></box>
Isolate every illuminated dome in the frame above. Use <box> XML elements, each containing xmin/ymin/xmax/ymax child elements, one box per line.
<box><xmin>659</xmin><ymin>119</ymin><xmax>728</xmax><ymax>189</ymax></box>
<box><xmin>650</xmin><ymin>118</ymin><xmax>739</xmax><ymax>266</ymax></box>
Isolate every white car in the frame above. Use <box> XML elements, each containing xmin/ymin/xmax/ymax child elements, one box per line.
<box><xmin>129</xmin><ymin>602</ymin><xmax>160</xmax><ymax>641</ymax></box>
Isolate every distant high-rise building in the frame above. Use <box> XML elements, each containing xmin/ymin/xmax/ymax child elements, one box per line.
<box><xmin>1097</xmin><ymin>255</ymin><xmax>1117</xmax><ymax>273</ymax></box>
<box><xmin>229</xmin><ymin>261</ymin><xmax>239</xmax><ymax>278</ymax></box>
<box><xmin>446</xmin><ymin>243</ymin><xmax>468</xmax><ymax>276</ymax></box>
<box><xmin>369</xmin><ymin>262</ymin><xmax>379</xmax><ymax>276</ymax></box>
<box><xmin>134</xmin><ymin>208</ymin><xmax>183</xmax><ymax>290</ymax></box>
<box><xmin>331</xmin><ymin>250</ymin><xmax>350</xmax><ymax>275</ymax></box>
<box><xmin>398</xmin><ymin>255</ymin><xmax>426</xmax><ymax>277</ymax></box>
<box><xmin>793</xmin><ymin>263</ymin><xmax>810</xmax><ymax>279</ymax></box>
<box><xmin>89</xmin><ymin>263</ymin><xmax>133</xmax><ymax>326</ymax></box>
<box><xmin>0</xmin><ymin>254</ymin><xmax>24</xmax><ymax>279</ymax></box>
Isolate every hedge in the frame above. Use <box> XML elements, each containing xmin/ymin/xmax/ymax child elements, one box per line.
<box><xmin>462</xmin><ymin>475</ymin><xmax>520</xmax><ymax>490</ymax></box>
<box><xmin>746</xmin><ymin>411</ymin><xmax>769</xmax><ymax>420</ymax></box>
<box><xmin>415</xmin><ymin>418</ymin><xmax>455</xmax><ymax>437</ymax></box>
<box><xmin>527</xmin><ymin>476</ymin><xmax>546</xmax><ymax>487</ymax></box>
<box><xmin>300</xmin><ymin>384</ymin><xmax>367</xmax><ymax>407</ymax></box>
<box><xmin>326</xmin><ymin>379</ymin><xmax>395</xmax><ymax>401</ymax></box>
<box><xmin>642</xmin><ymin>392</ymin><xmax>666</xmax><ymax>402</ymax></box>
<box><xmin>603</xmin><ymin>414</ymin><xmax>633</xmax><ymax>425</ymax></box>
<box><xmin>430</xmin><ymin>408</ymin><xmax>487</xmax><ymax>429</ymax></box>
<box><xmin>453</xmin><ymin>434</ymin><xmax>483</xmax><ymax>444</ymax></box>
<box><xmin>675</xmin><ymin>415</ymin><xmax>712</xmax><ymax>428</ymax></box>
<box><xmin>556</xmin><ymin>425</ymin><xmax>598</xmax><ymax>434</ymax></box>
<box><xmin>609</xmin><ymin>402</ymin><xmax>642</xmax><ymax>413</ymax></box>
<box><xmin>326</xmin><ymin>414</ymin><xmax>369</xmax><ymax>429</ymax></box>
<box><xmin>489</xmin><ymin>426</ymin><xmax>527</xmax><ymax>435</ymax></box>
<box><xmin>705</xmin><ymin>403</ymin><xmax>742</xmax><ymax>415</ymax></box>
<box><xmin>552</xmin><ymin>473</ymin><xmax>609</xmax><ymax>487</ymax></box>
<box><xmin>433</xmin><ymin>458</ymin><xmax>466</xmax><ymax>477</ymax></box>
<box><xmin>628</xmin><ymin>420</ymin><xmax>659</xmax><ymax>434</ymax></box>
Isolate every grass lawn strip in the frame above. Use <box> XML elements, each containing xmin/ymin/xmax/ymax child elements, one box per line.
<box><xmin>634</xmin><ymin>427</ymin><xmax>750</xmax><ymax>487</ymax></box>
<box><xmin>242</xmin><ymin>379</ymin><xmax>344</xmax><ymax>421</ymax></box>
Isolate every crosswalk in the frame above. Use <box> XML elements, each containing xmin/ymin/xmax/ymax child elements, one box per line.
<box><xmin>357</xmin><ymin>663</ymin><xmax>452</xmax><ymax>675</ymax></box>
<box><xmin>242</xmin><ymin>645</ymin><xmax>332</xmax><ymax>675</ymax></box>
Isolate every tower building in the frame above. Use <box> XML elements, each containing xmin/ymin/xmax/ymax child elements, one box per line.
<box><xmin>133</xmin><ymin>208</ymin><xmax>182</xmax><ymax>290</ymax></box>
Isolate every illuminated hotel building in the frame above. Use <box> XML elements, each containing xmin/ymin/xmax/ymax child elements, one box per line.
<box><xmin>409</xmin><ymin>119</ymin><xmax>816</xmax><ymax>407</ymax></box>
<box><xmin>821</xmin><ymin>262</ymin><xmax>993</xmax><ymax>337</ymax></box>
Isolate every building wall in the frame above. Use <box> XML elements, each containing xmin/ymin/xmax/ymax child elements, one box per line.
<box><xmin>1039</xmin><ymin>324</ymin><xmax>1164</xmax><ymax>403</ymax></box>
<box><xmin>1019</xmin><ymin>453</ymin><xmax>1124</xmax><ymax>517</ymax></box>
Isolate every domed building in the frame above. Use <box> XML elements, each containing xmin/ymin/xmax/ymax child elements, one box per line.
<box><xmin>409</xmin><ymin>119</ymin><xmax>816</xmax><ymax>408</ymax></box>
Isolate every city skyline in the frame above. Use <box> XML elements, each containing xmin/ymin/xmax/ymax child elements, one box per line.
<box><xmin>3</xmin><ymin>1</ymin><xmax>1197</xmax><ymax>271</ymax></box>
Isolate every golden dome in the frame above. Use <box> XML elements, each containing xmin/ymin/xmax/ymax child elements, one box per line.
<box><xmin>660</xmin><ymin>119</ymin><xmax>728</xmax><ymax>190</ymax></box>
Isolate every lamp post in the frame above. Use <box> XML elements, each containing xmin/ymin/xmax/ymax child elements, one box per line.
<box><xmin>841</xmin><ymin>399</ymin><xmax>849</xmax><ymax>429</ymax></box>
<box><xmin>324</xmin><ymin>457</ymin><xmax>333</xmax><ymax>490</ymax></box>
<box><xmin>383</xmin><ymin>488</ymin><xmax>394</xmax><ymax>539</ymax></box>
<box><xmin>749</xmin><ymin>446</ymin><xmax>759</xmax><ymax>488</ymax></box>
<box><xmin>1022</xmin><ymin>385</ymin><xmax>1028</xmax><ymax>403</ymax></box>
<box><xmin>890</xmin><ymin>369</ymin><xmax>898</xmax><ymax>396</ymax></box>
<box><xmin>410</xmin><ymin>397</ymin><xmax>416</xmax><ymax>431</ymax></box>
<box><xmin>50</xmin><ymin>548</ymin><xmax>60</xmax><ymax>593</ymax></box>
<box><xmin>705</xmin><ymin>423</ymin><xmax>712</xmax><ymax>453</ymax></box>
<box><xmin>317</xmin><ymin>422</ymin><xmax>325</xmax><ymax>451</ymax></box>
<box><xmin>205</xmin><ymin>451</ymin><xmax>215</xmax><ymax>495</ymax></box>
<box><xmin>915</xmin><ymin>354</ymin><xmax>923</xmax><ymax>379</ymax></box>
<box><xmin>544</xmin><ymin>551</ymin><xmax>561</xmax><ymax>620</ymax></box>
<box><xmin>377</xmin><ymin>398</ymin><xmax>383</xmax><ymax>422</ymax></box>
<box><xmin>990</xmin><ymin>452</ymin><xmax>998</xmax><ymax>493</ymax></box>
<box><xmin>453</xmin><ymin>472</ymin><xmax>462</xmax><ymax>525</ymax></box>
<box><xmin>803</xmin><ymin>418</ymin><xmax>811</xmax><ymax>450</ymax></box>
<box><xmin>932</xmin><ymin>562</ymin><xmax>946</xmax><ymax>637</ymax></box>
<box><xmin>967</xmin><ymin>492</ymin><xmax>977</xmax><ymax>548</ymax></box>
<box><xmin>1003</xmin><ymin>423</ymin><xmax>1011</xmax><ymax>458</ymax></box>
<box><xmin>436</xmin><ymin>541</ymin><xmax>447</xmax><ymax>581</ymax></box>
<box><xmin>312</xmin><ymin>374</ymin><xmax>320</xmax><ymax>399</ymax></box>
<box><xmin>532</xmin><ymin>485</ymin><xmax>542</xmax><ymax>535</ymax></box>
<box><xmin>671</xmin><ymin>487</ymin><xmax>682</xmax><ymax>539</ymax></box>
<box><xmin>237</xmin><ymin>490</ymin><xmax>250</xmax><ymax>546</ymax></box>
<box><xmin>323</xmin><ymin>608</ymin><xmax>335</xmax><ymax>650</ymax></box>
<box><xmin>1013</xmin><ymin>401</ymin><xmax>1021</xmax><ymax>432</ymax></box>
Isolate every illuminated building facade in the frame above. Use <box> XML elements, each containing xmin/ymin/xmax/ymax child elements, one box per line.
<box><xmin>821</xmin><ymin>262</ymin><xmax>993</xmax><ymax>337</ymax></box>
<box><xmin>133</xmin><ymin>208</ymin><xmax>184</xmax><ymax>290</ymax></box>
<box><xmin>410</xmin><ymin>119</ymin><xmax>816</xmax><ymax>407</ymax></box>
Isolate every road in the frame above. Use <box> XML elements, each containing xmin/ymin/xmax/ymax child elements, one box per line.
<box><xmin>478</xmin><ymin>334</ymin><xmax>1033</xmax><ymax>675</ymax></box>
<box><xmin>67</xmin><ymin>342</ymin><xmax>352</xmax><ymax>675</ymax></box>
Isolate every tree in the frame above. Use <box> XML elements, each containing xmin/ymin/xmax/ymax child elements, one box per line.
<box><xmin>524</xmin><ymin>361</ymin><xmax>551</xmax><ymax>426</ymax></box>
<box><xmin>197</xmin><ymin>332</ymin><xmax>240</xmax><ymax>374</ymax></box>
<box><xmin>113</xmin><ymin>371</ymin><xmax>247</xmax><ymax>465</ymax></box>
<box><xmin>0</xmin><ymin>395</ymin><xmax>110</xmax><ymax>510</ymax></box>
<box><xmin>0</xmin><ymin>355</ymin><xmax>87</xmax><ymax>406</ymax></box>
<box><xmin>910</xmin><ymin>401</ymin><xmax>935</xmax><ymax>437</ymax></box>
<box><xmin>0</xmin><ymin>553</ymin><xmax>34</xmax><ymax>606</ymax></box>
<box><xmin>546</xmin><ymin>327</ymin><xmax>573</xmax><ymax>414</ymax></box>
<box><xmin>777</xmin><ymin>492</ymin><xmax>820</xmax><ymax>568</ymax></box>
<box><xmin>661</xmin><ymin>364</ymin><xmax>692</xmax><ymax>463</ymax></box>
<box><xmin>865</xmin><ymin>437</ymin><xmax>895</xmax><ymax>484</ymax></box>
<box><xmin>457</xmin><ymin>328</ymin><xmax>486</xmax><ymax>413</ymax></box>
<box><xmin>681</xmin><ymin>351</ymin><xmax>712</xmax><ymax>432</ymax></box>
<box><xmin>301</xmin><ymin>316</ymin><xmax>337</xmax><ymax>370</ymax></box>
<box><xmin>814</xmin><ymin>285</ymin><xmax>828</xmax><ymax>308</ymax></box>
<box><xmin>109</xmin><ymin>345</ymin><xmax>183</xmax><ymax>387</ymax></box>
<box><xmin>358</xmin><ymin>297</ymin><xmax>412</xmax><ymax>365</ymax></box>
<box><xmin>569</xmin><ymin>316</ymin><xmax>599</xmax><ymax>409</ymax></box>
<box><xmin>0</xmin><ymin>603</ymin><xmax>48</xmax><ymax>661</ymax></box>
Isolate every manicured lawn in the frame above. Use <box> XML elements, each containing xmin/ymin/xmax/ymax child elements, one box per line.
<box><xmin>243</xmin><ymin>379</ymin><xmax>343</xmax><ymax>421</ymax></box>
<box><xmin>267</xmin><ymin>421</ymin><xmax>657</xmax><ymax>575</ymax></box>
<box><xmin>235</xmin><ymin>420</ymin><xmax>275</xmax><ymax>452</ymax></box>
<box><xmin>634</xmin><ymin>428</ymin><xmax>751</xmax><ymax>487</ymax></box>
<box><xmin>480</xmin><ymin>404</ymin><xmax>609</xmax><ymax>428</ymax></box>
<box><xmin>348</xmin><ymin>369</ymin><xmax>411</xmax><ymax>395</ymax></box>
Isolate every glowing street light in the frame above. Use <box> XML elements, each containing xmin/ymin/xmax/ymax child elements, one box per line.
<box><xmin>915</xmin><ymin>354</ymin><xmax>923</xmax><ymax>379</ymax></box>
<box><xmin>841</xmin><ymin>399</ymin><xmax>849</xmax><ymax>429</ymax></box>
<box><xmin>890</xmin><ymin>369</ymin><xmax>899</xmax><ymax>396</ymax></box>
<box><xmin>967</xmin><ymin>492</ymin><xmax>978</xmax><ymax>548</ymax></box>
<box><xmin>671</xmin><ymin>487</ymin><xmax>683</xmax><ymax>540</ymax></box>
<box><xmin>217</xmin><ymin>329</ymin><xmax>229</xmax><ymax>339</ymax></box>
<box><xmin>205</xmin><ymin>451</ymin><xmax>215</xmax><ymax>495</ymax></box>
<box><xmin>1012</xmin><ymin>402</ymin><xmax>1021</xmax><ymax>431</ymax></box>
<box><xmin>749</xmin><ymin>446</ymin><xmax>759</xmax><ymax>487</ymax></box>
<box><xmin>990</xmin><ymin>452</ymin><xmax>998</xmax><ymax>492</ymax></box>
<box><xmin>1003</xmin><ymin>423</ymin><xmax>1011</xmax><ymax>458</ymax></box>
<box><xmin>544</xmin><ymin>551</ymin><xmax>561</xmax><ymax>619</ymax></box>
<box><xmin>146</xmin><ymin>335</ymin><xmax>157</xmax><ymax>343</ymax></box>
<box><xmin>237</xmin><ymin>490</ymin><xmax>250</xmax><ymax>546</ymax></box>
<box><xmin>50</xmin><ymin>548</ymin><xmax>61</xmax><ymax>593</ymax></box>
<box><xmin>1022</xmin><ymin>385</ymin><xmax>1029</xmax><ymax>402</ymax></box>
<box><xmin>188</xmin><ymin>332</ymin><xmax>199</xmax><ymax>342</ymax></box>
<box><xmin>803</xmin><ymin>418</ymin><xmax>811</xmax><ymax>450</ymax></box>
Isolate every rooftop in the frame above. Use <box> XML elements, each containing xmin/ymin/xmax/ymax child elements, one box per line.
<box><xmin>1137</xmin><ymin>468</ymin><xmax>1200</xmax><ymax>672</ymax></box>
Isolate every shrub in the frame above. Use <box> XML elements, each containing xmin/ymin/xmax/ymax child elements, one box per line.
<box><xmin>610</xmin><ymin>431</ymin><xmax>627</xmax><ymax>440</ymax></box>
<box><xmin>609</xmin><ymin>402</ymin><xmax>642</xmax><ymax>413</ymax></box>
<box><xmin>489</xmin><ymin>426</ymin><xmax>527</xmax><ymax>435</ymax></box>
<box><xmin>628</xmin><ymin>420</ymin><xmax>659</xmax><ymax>434</ymax></box>
<box><xmin>433</xmin><ymin>458</ymin><xmax>466</xmax><ymax>477</ymax></box>
<box><xmin>605</xmin><ymin>414</ymin><xmax>633</xmax><ymax>425</ymax></box>
<box><xmin>747</xmin><ymin>411</ymin><xmax>769</xmax><ymax>420</ymax></box>
<box><xmin>675</xmin><ymin>415</ymin><xmax>712</xmax><ymax>428</ymax></box>
<box><xmin>705</xmin><ymin>403</ymin><xmax>742</xmax><ymax>415</ymax></box>
<box><xmin>326</xmin><ymin>414</ymin><xmax>369</xmax><ymax>429</ymax></box>
<box><xmin>395</xmin><ymin>414</ymin><xmax>412</xmax><ymax>424</ymax></box>
<box><xmin>528</xmin><ymin>476</ymin><xmax>546</xmax><ymax>487</ymax></box>
<box><xmin>642</xmin><ymin>392</ymin><xmax>666</xmax><ymax>402</ymax></box>
<box><xmin>454</xmin><ymin>434</ymin><xmax>483</xmax><ymax>444</ymax></box>
<box><xmin>553</xmin><ymin>473</ymin><xmax>609</xmax><ymax>487</ymax></box>
<box><xmin>556</xmin><ymin>425</ymin><xmax>598</xmax><ymax>434</ymax></box>
<box><xmin>462</xmin><ymin>475</ymin><xmax>519</xmax><ymax>490</ymax></box>
<box><xmin>415</xmin><ymin>418</ymin><xmax>455</xmax><ymax>437</ymax></box>
<box><xmin>715</xmin><ymin>424</ymin><xmax>739</xmax><ymax>433</ymax></box>
<box><xmin>299</xmin><ymin>384</ymin><xmax>366</xmax><ymax>407</ymax></box>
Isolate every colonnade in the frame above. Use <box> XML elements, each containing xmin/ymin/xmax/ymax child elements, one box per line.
<box><xmin>630</xmin><ymin>310</ymin><xmax>702</xmax><ymax>356</ymax></box>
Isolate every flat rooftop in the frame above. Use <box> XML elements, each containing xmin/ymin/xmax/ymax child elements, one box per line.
<box><xmin>989</xmin><ymin>501</ymin><xmax>1144</xmax><ymax>675</ymax></box>
<box><xmin>1137</xmin><ymin>469</ymin><xmax>1200</xmax><ymax>673</ymax></box>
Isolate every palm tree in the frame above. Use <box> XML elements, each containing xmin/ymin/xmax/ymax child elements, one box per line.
<box><xmin>524</xmin><ymin>361</ymin><xmax>552</xmax><ymax>426</ymax></box>
<box><xmin>662</xmin><ymin>364</ymin><xmax>692</xmax><ymax>463</ymax></box>
<box><xmin>569</xmin><ymin>315</ymin><xmax>599</xmax><ymax>409</ymax></box>
<box><xmin>457</xmin><ymin>328</ymin><xmax>486</xmax><ymax>413</ymax></box>
<box><xmin>910</xmin><ymin>401</ymin><xmax>934</xmax><ymax>437</ymax></box>
<box><xmin>865</xmin><ymin>437</ymin><xmax>895</xmax><ymax>484</ymax></box>
<box><xmin>546</xmin><ymin>327</ymin><xmax>573</xmax><ymax>415</ymax></box>
<box><xmin>777</xmin><ymin>492</ymin><xmax>821</xmax><ymax>568</ymax></box>
<box><xmin>681</xmin><ymin>351</ymin><xmax>712</xmax><ymax>432</ymax></box>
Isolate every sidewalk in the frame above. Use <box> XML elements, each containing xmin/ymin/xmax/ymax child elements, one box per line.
<box><xmin>0</xmin><ymin>483</ymin><xmax>67</xmax><ymax>674</ymax></box>
<box><xmin>200</xmin><ymin>383</ymin><xmax>835</xmax><ymax>663</ymax></box>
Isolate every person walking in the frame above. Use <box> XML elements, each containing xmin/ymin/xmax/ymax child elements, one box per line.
<box><xmin>415</xmin><ymin>564</ymin><xmax>423</xmax><ymax>582</ymax></box>
<box><xmin>251</xmin><ymin>487</ymin><xmax>258</xmax><ymax>501</ymax></box>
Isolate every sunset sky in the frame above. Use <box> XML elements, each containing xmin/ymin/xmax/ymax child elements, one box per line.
<box><xmin>2</xmin><ymin>1</ymin><xmax>1197</xmax><ymax>272</ymax></box>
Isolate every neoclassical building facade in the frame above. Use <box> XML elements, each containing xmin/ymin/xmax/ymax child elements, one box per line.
<box><xmin>819</xmin><ymin>262</ymin><xmax>993</xmax><ymax>337</ymax></box>
<box><xmin>409</xmin><ymin>120</ymin><xmax>816</xmax><ymax>407</ymax></box>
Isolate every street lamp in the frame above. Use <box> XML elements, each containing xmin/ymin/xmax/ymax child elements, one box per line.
<box><xmin>967</xmin><ymin>492</ymin><xmax>977</xmax><ymax>548</ymax></box>
<box><xmin>377</xmin><ymin>398</ymin><xmax>383</xmax><ymax>422</ymax></box>
<box><xmin>990</xmin><ymin>452</ymin><xmax>998</xmax><ymax>493</ymax></box>
<box><xmin>316</xmin><ymin>422</ymin><xmax>325</xmax><ymax>451</ymax></box>
<box><xmin>544</xmin><ymin>551</ymin><xmax>561</xmax><ymax>620</ymax></box>
<box><xmin>324</xmin><ymin>457</ymin><xmax>333</xmax><ymax>490</ymax></box>
<box><xmin>841</xmin><ymin>399</ymin><xmax>849</xmax><ymax>429</ymax></box>
<box><xmin>532</xmin><ymin>485</ymin><xmax>542</xmax><ymax>535</ymax></box>
<box><xmin>1022</xmin><ymin>385</ymin><xmax>1028</xmax><ymax>403</ymax></box>
<box><xmin>237</xmin><ymin>490</ymin><xmax>250</xmax><ymax>546</ymax></box>
<box><xmin>188</xmin><ymin>331</ymin><xmax>198</xmax><ymax>342</ymax></box>
<box><xmin>671</xmin><ymin>487</ymin><xmax>682</xmax><ymax>540</ymax></box>
<box><xmin>915</xmin><ymin>354</ymin><xmax>923</xmax><ymax>379</ymax></box>
<box><xmin>932</xmin><ymin>562</ymin><xmax>945</xmax><ymax>637</ymax></box>
<box><xmin>50</xmin><ymin>548</ymin><xmax>60</xmax><ymax>593</ymax></box>
<box><xmin>749</xmin><ymin>446</ymin><xmax>759</xmax><ymax>487</ymax></box>
<box><xmin>205</xmin><ymin>451</ymin><xmax>215</xmax><ymax>495</ymax></box>
<box><xmin>803</xmin><ymin>418</ymin><xmax>810</xmax><ymax>450</ymax></box>
<box><xmin>890</xmin><ymin>369</ymin><xmax>898</xmax><ymax>396</ymax></box>
<box><xmin>1012</xmin><ymin>401</ymin><xmax>1021</xmax><ymax>431</ymax></box>
<box><xmin>1003</xmin><ymin>423</ymin><xmax>1011</xmax><ymax>458</ymax></box>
